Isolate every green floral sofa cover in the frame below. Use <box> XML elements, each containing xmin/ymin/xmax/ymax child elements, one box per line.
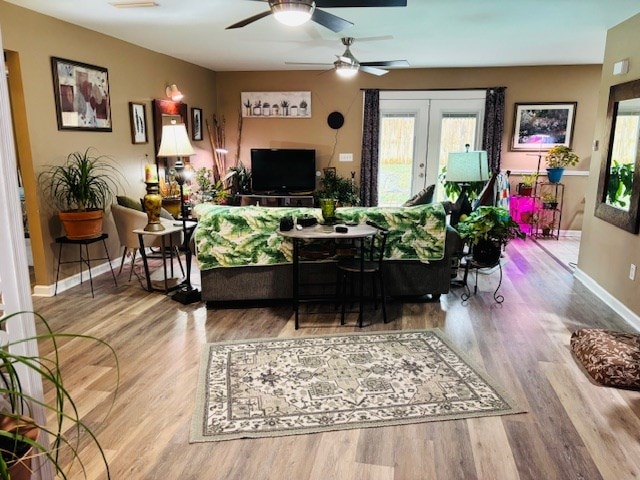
<box><xmin>193</xmin><ymin>203</ymin><xmax>447</xmax><ymax>270</ymax></box>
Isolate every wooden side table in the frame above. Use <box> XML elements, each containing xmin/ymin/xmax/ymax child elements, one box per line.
<box><xmin>54</xmin><ymin>233</ymin><xmax>117</xmax><ymax>297</ymax></box>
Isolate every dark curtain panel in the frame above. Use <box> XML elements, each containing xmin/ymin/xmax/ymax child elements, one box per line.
<box><xmin>482</xmin><ymin>86</ymin><xmax>506</xmax><ymax>173</ymax></box>
<box><xmin>360</xmin><ymin>89</ymin><xmax>380</xmax><ymax>206</ymax></box>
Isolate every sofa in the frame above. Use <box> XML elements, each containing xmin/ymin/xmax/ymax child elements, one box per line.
<box><xmin>193</xmin><ymin>202</ymin><xmax>461</xmax><ymax>304</ymax></box>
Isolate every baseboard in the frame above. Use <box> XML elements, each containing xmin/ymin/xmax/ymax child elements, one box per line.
<box><xmin>32</xmin><ymin>258</ymin><xmax>123</xmax><ymax>298</ymax></box>
<box><xmin>574</xmin><ymin>267</ymin><xmax>640</xmax><ymax>332</ymax></box>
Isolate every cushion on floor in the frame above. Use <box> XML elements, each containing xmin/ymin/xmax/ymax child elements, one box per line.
<box><xmin>570</xmin><ymin>328</ymin><xmax>640</xmax><ymax>390</ymax></box>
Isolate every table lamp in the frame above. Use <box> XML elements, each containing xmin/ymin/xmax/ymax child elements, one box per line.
<box><xmin>157</xmin><ymin>120</ymin><xmax>201</xmax><ymax>304</ymax></box>
<box><xmin>446</xmin><ymin>145</ymin><xmax>490</xmax><ymax>226</ymax></box>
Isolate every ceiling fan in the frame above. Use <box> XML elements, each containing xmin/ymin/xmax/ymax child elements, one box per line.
<box><xmin>286</xmin><ymin>37</ymin><xmax>409</xmax><ymax>77</ymax></box>
<box><xmin>226</xmin><ymin>0</ymin><xmax>407</xmax><ymax>33</ymax></box>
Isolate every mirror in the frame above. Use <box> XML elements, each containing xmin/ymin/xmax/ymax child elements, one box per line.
<box><xmin>595</xmin><ymin>78</ymin><xmax>640</xmax><ymax>233</ymax></box>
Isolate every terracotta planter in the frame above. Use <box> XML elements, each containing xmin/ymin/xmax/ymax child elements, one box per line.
<box><xmin>58</xmin><ymin>209</ymin><xmax>104</xmax><ymax>240</ymax></box>
<box><xmin>0</xmin><ymin>415</ymin><xmax>40</xmax><ymax>480</ymax></box>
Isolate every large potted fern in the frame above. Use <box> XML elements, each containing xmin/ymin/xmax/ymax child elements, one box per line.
<box><xmin>0</xmin><ymin>311</ymin><xmax>118</xmax><ymax>479</ymax></box>
<box><xmin>41</xmin><ymin>148</ymin><xmax>122</xmax><ymax>239</ymax></box>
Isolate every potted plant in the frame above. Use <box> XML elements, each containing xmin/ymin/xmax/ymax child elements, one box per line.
<box><xmin>517</xmin><ymin>174</ymin><xmax>537</xmax><ymax>196</ymax></box>
<box><xmin>456</xmin><ymin>206</ymin><xmax>525</xmax><ymax>265</ymax></box>
<box><xmin>40</xmin><ymin>148</ymin><xmax>122</xmax><ymax>240</ymax></box>
<box><xmin>315</xmin><ymin>169</ymin><xmax>360</xmax><ymax>207</ymax></box>
<box><xmin>545</xmin><ymin>145</ymin><xmax>579</xmax><ymax>183</ymax></box>
<box><xmin>541</xmin><ymin>192</ymin><xmax>558</xmax><ymax>210</ymax></box>
<box><xmin>0</xmin><ymin>311</ymin><xmax>118</xmax><ymax>479</ymax></box>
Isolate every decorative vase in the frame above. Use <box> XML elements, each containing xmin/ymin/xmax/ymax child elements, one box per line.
<box><xmin>58</xmin><ymin>209</ymin><xmax>104</xmax><ymax>240</ymax></box>
<box><xmin>143</xmin><ymin>182</ymin><xmax>165</xmax><ymax>231</ymax></box>
<box><xmin>320</xmin><ymin>198</ymin><xmax>337</xmax><ymax>224</ymax></box>
<box><xmin>472</xmin><ymin>239</ymin><xmax>502</xmax><ymax>266</ymax></box>
<box><xmin>546</xmin><ymin>167</ymin><xmax>565</xmax><ymax>183</ymax></box>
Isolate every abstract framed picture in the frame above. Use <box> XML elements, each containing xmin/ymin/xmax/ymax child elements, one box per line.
<box><xmin>129</xmin><ymin>102</ymin><xmax>148</xmax><ymax>144</ymax></box>
<box><xmin>241</xmin><ymin>91</ymin><xmax>311</xmax><ymax>118</ymax></box>
<box><xmin>192</xmin><ymin>107</ymin><xmax>203</xmax><ymax>141</ymax></box>
<box><xmin>51</xmin><ymin>57</ymin><xmax>112</xmax><ymax>131</ymax></box>
<box><xmin>511</xmin><ymin>102</ymin><xmax>577</xmax><ymax>151</ymax></box>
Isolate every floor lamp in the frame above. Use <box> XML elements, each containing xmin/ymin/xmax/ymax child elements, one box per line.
<box><xmin>446</xmin><ymin>146</ymin><xmax>490</xmax><ymax>227</ymax></box>
<box><xmin>158</xmin><ymin>121</ymin><xmax>202</xmax><ymax>304</ymax></box>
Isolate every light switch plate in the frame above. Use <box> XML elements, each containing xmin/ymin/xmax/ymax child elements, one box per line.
<box><xmin>339</xmin><ymin>153</ymin><xmax>353</xmax><ymax>162</ymax></box>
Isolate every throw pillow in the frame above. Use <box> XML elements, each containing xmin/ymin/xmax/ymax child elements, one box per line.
<box><xmin>403</xmin><ymin>185</ymin><xmax>435</xmax><ymax>207</ymax></box>
<box><xmin>117</xmin><ymin>195</ymin><xmax>143</xmax><ymax>211</ymax></box>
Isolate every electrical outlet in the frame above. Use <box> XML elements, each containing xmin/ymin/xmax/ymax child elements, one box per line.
<box><xmin>630</xmin><ymin>264</ymin><xmax>637</xmax><ymax>281</ymax></box>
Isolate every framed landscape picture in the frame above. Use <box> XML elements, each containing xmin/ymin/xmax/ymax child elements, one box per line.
<box><xmin>511</xmin><ymin>102</ymin><xmax>577</xmax><ymax>151</ymax></box>
<box><xmin>51</xmin><ymin>57</ymin><xmax>112</xmax><ymax>131</ymax></box>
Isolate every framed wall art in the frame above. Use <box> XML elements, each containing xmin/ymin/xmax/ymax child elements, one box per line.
<box><xmin>192</xmin><ymin>107</ymin><xmax>203</xmax><ymax>141</ymax></box>
<box><xmin>51</xmin><ymin>57</ymin><xmax>112</xmax><ymax>131</ymax></box>
<box><xmin>511</xmin><ymin>102</ymin><xmax>577</xmax><ymax>151</ymax></box>
<box><xmin>129</xmin><ymin>102</ymin><xmax>148</xmax><ymax>144</ymax></box>
<box><xmin>241</xmin><ymin>91</ymin><xmax>311</xmax><ymax>118</ymax></box>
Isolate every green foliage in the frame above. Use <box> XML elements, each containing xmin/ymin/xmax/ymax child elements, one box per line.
<box><xmin>40</xmin><ymin>148</ymin><xmax>123</xmax><ymax>211</ymax></box>
<box><xmin>545</xmin><ymin>145</ymin><xmax>579</xmax><ymax>168</ymax></box>
<box><xmin>228</xmin><ymin>163</ymin><xmax>252</xmax><ymax>195</ymax></box>
<box><xmin>607</xmin><ymin>161</ymin><xmax>634</xmax><ymax>207</ymax></box>
<box><xmin>0</xmin><ymin>311</ymin><xmax>118</xmax><ymax>479</ymax></box>
<box><xmin>438</xmin><ymin>166</ymin><xmax>485</xmax><ymax>201</ymax></box>
<box><xmin>521</xmin><ymin>174</ymin><xmax>538</xmax><ymax>187</ymax></box>
<box><xmin>457</xmin><ymin>206</ymin><xmax>525</xmax><ymax>246</ymax></box>
<box><xmin>541</xmin><ymin>192</ymin><xmax>557</xmax><ymax>203</ymax></box>
<box><xmin>315</xmin><ymin>170</ymin><xmax>360</xmax><ymax>206</ymax></box>
<box><xmin>195</xmin><ymin>167</ymin><xmax>213</xmax><ymax>193</ymax></box>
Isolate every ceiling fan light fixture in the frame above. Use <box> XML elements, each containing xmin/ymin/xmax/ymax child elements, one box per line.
<box><xmin>272</xmin><ymin>0</ymin><xmax>315</xmax><ymax>27</ymax></box>
<box><xmin>335</xmin><ymin>63</ymin><xmax>359</xmax><ymax>79</ymax></box>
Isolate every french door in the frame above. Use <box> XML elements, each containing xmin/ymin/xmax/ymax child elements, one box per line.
<box><xmin>378</xmin><ymin>90</ymin><xmax>486</xmax><ymax>206</ymax></box>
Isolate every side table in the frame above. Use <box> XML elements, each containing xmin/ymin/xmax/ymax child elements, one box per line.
<box><xmin>54</xmin><ymin>233</ymin><xmax>117</xmax><ymax>298</ymax></box>
<box><xmin>460</xmin><ymin>254</ymin><xmax>504</xmax><ymax>304</ymax></box>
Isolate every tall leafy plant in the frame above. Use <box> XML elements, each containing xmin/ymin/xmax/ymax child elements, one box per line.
<box><xmin>42</xmin><ymin>148</ymin><xmax>122</xmax><ymax>212</ymax></box>
<box><xmin>315</xmin><ymin>169</ymin><xmax>360</xmax><ymax>206</ymax></box>
<box><xmin>607</xmin><ymin>160</ymin><xmax>634</xmax><ymax>208</ymax></box>
<box><xmin>0</xmin><ymin>311</ymin><xmax>118</xmax><ymax>479</ymax></box>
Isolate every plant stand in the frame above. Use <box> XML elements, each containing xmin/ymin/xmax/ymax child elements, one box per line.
<box><xmin>460</xmin><ymin>254</ymin><xmax>504</xmax><ymax>304</ymax></box>
<box><xmin>532</xmin><ymin>182</ymin><xmax>564</xmax><ymax>240</ymax></box>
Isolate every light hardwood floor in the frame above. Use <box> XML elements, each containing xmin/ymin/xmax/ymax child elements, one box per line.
<box><xmin>32</xmin><ymin>238</ymin><xmax>640</xmax><ymax>480</ymax></box>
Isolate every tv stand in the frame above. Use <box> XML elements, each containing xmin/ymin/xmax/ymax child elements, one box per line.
<box><xmin>238</xmin><ymin>194</ymin><xmax>314</xmax><ymax>208</ymax></box>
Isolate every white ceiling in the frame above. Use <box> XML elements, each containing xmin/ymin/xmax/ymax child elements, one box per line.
<box><xmin>6</xmin><ymin>0</ymin><xmax>640</xmax><ymax>72</ymax></box>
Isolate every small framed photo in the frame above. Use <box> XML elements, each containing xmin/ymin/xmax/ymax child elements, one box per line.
<box><xmin>511</xmin><ymin>102</ymin><xmax>577</xmax><ymax>151</ymax></box>
<box><xmin>129</xmin><ymin>102</ymin><xmax>148</xmax><ymax>144</ymax></box>
<box><xmin>51</xmin><ymin>57</ymin><xmax>112</xmax><ymax>131</ymax></box>
<box><xmin>192</xmin><ymin>107</ymin><xmax>203</xmax><ymax>141</ymax></box>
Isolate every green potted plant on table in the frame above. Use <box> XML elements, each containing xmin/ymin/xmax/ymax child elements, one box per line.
<box><xmin>41</xmin><ymin>148</ymin><xmax>122</xmax><ymax>240</ymax></box>
<box><xmin>0</xmin><ymin>311</ymin><xmax>118</xmax><ymax>479</ymax></box>
<box><xmin>456</xmin><ymin>206</ymin><xmax>525</xmax><ymax>265</ymax></box>
<box><xmin>545</xmin><ymin>145</ymin><xmax>579</xmax><ymax>183</ymax></box>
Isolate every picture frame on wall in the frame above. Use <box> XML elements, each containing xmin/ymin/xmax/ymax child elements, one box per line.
<box><xmin>511</xmin><ymin>102</ymin><xmax>577</xmax><ymax>151</ymax></box>
<box><xmin>241</xmin><ymin>91</ymin><xmax>311</xmax><ymax>118</ymax></box>
<box><xmin>51</xmin><ymin>57</ymin><xmax>112</xmax><ymax>131</ymax></box>
<box><xmin>129</xmin><ymin>102</ymin><xmax>148</xmax><ymax>144</ymax></box>
<box><xmin>192</xmin><ymin>107</ymin><xmax>203</xmax><ymax>141</ymax></box>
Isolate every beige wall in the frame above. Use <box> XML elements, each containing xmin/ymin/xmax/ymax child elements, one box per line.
<box><xmin>216</xmin><ymin>64</ymin><xmax>601</xmax><ymax>230</ymax></box>
<box><xmin>579</xmin><ymin>12</ymin><xmax>640</xmax><ymax>316</ymax></box>
<box><xmin>0</xmin><ymin>1</ymin><xmax>217</xmax><ymax>286</ymax></box>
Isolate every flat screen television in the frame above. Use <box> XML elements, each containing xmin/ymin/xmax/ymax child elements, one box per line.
<box><xmin>250</xmin><ymin>148</ymin><xmax>316</xmax><ymax>194</ymax></box>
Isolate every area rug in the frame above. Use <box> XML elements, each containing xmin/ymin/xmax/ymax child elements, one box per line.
<box><xmin>190</xmin><ymin>329</ymin><xmax>524</xmax><ymax>442</ymax></box>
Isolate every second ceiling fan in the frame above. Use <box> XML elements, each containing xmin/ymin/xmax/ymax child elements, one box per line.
<box><xmin>286</xmin><ymin>37</ymin><xmax>409</xmax><ymax>77</ymax></box>
<box><xmin>226</xmin><ymin>0</ymin><xmax>407</xmax><ymax>33</ymax></box>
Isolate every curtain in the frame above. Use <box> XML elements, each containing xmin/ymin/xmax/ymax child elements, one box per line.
<box><xmin>360</xmin><ymin>89</ymin><xmax>380</xmax><ymax>206</ymax></box>
<box><xmin>482</xmin><ymin>86</ymin><xmax>506</xmax><ymax>173</ymax></box>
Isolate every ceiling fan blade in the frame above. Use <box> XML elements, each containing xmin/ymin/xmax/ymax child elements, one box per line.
<box><xmin>311</xmin><ymin>8</ymin><xmax>354</xmax><ymax>33</ymax></box>
<box><xmin>285</xmin><ymin>61</ymin><xmax>333</xmax><ymax>66</ymax></box>
<box><xmin>226</xmin><ymin>10</ymin><xmax>272</xmax><ymax>29</ymax></box>
<box><xmin>316</xmin><ymin>0</ymin><xmax>406</xmax><ymax>6</ymax></box>
<box><xmin>359</xmin><ymin>65</ymin><xmax>388</xmax><ymax>76</ymax></box>
<box><xmin>360</xmin><ymin>60</ymin><xmax>409</xmax><ymax>67</ymax></box>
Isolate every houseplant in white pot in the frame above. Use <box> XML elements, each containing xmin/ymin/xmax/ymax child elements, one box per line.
<box><xmin>545</xmin><ymin>145</ymin><xmax>579</xmax><ymax>183</ymax></box>
<box><xmin>41</xmin><ymin>148</ymin><xmax>122</xmax><ymax>239</ymax></box>
<box><xmin>0</xmin><ymin>311</ymin><xmax>118</xmax><ymax>479</ymax></box>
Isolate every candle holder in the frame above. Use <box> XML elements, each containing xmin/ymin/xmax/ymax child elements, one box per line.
<box><xmin>143</xmin><ymin>181</ymin><xmax>164</xmax><ymax>231</ymax></box>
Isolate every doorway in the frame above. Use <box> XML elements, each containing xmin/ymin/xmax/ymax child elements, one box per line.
<box><xmin>378</xmin><ymin>90</ymin><xmax>486</xmax><ymax>206</ymax></box>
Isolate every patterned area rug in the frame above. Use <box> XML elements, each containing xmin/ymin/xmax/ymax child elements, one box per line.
<box><xmin>190</xmin><ymin>330</ymin><xmax>524</xmax><ymax>442</ymax></box>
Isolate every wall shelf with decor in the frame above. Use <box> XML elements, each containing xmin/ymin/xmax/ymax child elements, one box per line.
<box><xmin>532</xmin><ymin>182</ymin><xmax>564</xmax><ymax>240</ymax></box>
